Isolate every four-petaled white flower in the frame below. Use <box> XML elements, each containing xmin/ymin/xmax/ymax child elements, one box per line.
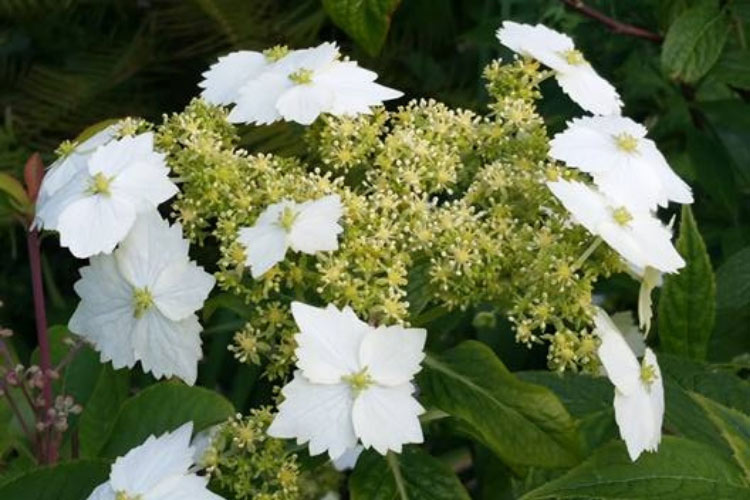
<box><xmin>267</xmin><ymin>302</ymin><xmax>426</xmax><ymax>459</ymax></box>
<box><xmin>35</xmin><ymin>124</ymin><xmax>120</xmax><ymax>223</ymax></box>
<box><xmin>35</xmin><ymin>132</ymin><xmax>178</xmax><ymax>258</ymax></box>
<box><xmin>237</xmin><ymin>194</ymin><xmax>343</xmax><ymax>279</ymax></box>
<box><xmin>496</xmin><ymin>21</ymin><xmax>622</xmax><ymax>116</ymax></box>
<box><xmin>226</xmin><ymin>42</ymin><xmax>402</xmax><ymax>125</ymax></box>
<box><xmin>87</xmin><ymin>422</ymin><xmax>224</xmax><ymax>500</ymax></box>
<box><xmin>549</xmin><ymin>115</ymin><xmax>693</xmax><ymax>211</ymax></box>
<box><xmin>69</xmin><ymin>211</ymin><xmax>215</xmax><ymax>385</ymax></box>
<box><xmin>199</xmin><ymin>49</ymin><xmax>278</xmax><ymax>106</ymax></box>
<box><xmin>595</xmin><ymin>308</ymin><xmax>663</xmax><ymax>462</ymax></box>
<box><xmin>547</xmin><ymin>180</ymin><xmax>684</xmax><ymax>273</ymax></box>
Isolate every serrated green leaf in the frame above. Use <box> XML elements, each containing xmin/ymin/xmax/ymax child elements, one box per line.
<box><xmin>419</xmin><ymin>341</ymin><xmax>581</xmax><ymax>468</ymax></box>
<box><xmin>521</xmin><ymin>437</ymin><xmax>750</xmax><ymax>500</ymax></box>
<box><xmin>692</xmin><ymin>393</ymin><xmax>750</xmax><ymax>479</ymax></box>
<box><xmin>0</xmin><ymin>460</ymin><xmax>110</xmax><ymax>499</ymax></box>
<box><xmin>517</xmin><ymin>372</ymin><xmax>618</xmax><ymax>452</ymax></box>
<box><xmin>77</xmin><ymin>364</ymin><xmax>130</xmax><ymax>458</ymax></box>
<box><xmin>716</xmin><ymin>247</ymin><xmax>750</xmax><ymax>310</ymax></box>
<box><xmin>661</xmin><ymin>1</ymin><xmax>730</xmax><ymax>83</ymax></box>
<box><xmin>100</xmin><ymin>381</ymin><xmax>233</xmax><ymax>457</ymax></box>
<box><xmin>658</xmin><ymin>205</ymin><xmax>716</xmax><ymax>360</ymax></box>
<box><xmin>322</xmin><ymin>0</ymin><xmax>402</xmax><ymax>56</ymax></box>
<box><xmin>349</xmin><ymin>447</ymin><xmax>470</xmax><ymax>500</ymax></box>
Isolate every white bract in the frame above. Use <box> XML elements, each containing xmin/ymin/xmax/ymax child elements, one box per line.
<box><xmin>227</xmin><ymin>42</ymin><xmax>402</xmax><ymax>125</ymax></box>
<box><xmin>595</xmin><ymin>308</ymin><xmax>663</xmax><ymax>462</ymax></box>
<box><xmin>199</xmin><ymin>50</ymin><xmax>279</xmax><ymax>106</ymax></box>
<box><xmin>69</xmin><ymin>211</ymin><xmax>215</xmax><ymax>385</ymax></box>
<box><xmin>627</xmin><ymin>264</ymin><xmax>663</xmax><ymax>334</ymax></box>
<box><xmin>237</xmin><ymin>194</ymin><xmax>343</xmax><ymax>279</ymax></box>
<box><xmin>549</xmin><ymin>115</ymin><xmax>693</xmax><ymax>211</ymax></box>
<box><xmin>87</xmin><ymin>422</ymin><xmax>224</xmax><ymax>500</ymax></box>
<box><xmin>36</xmin><ymin>124</ymin><xmax>120</xmax><ymax>209</ymax></box>
<box><xmin>35</xmin><ymin>132</ymin><xmax>177</xmax><ymax>258</ymax></box>
<box><xmin>267</xmin><ymin>302</ymin><xmax>426</xmax><ymax>459</ymax></box>
<box><xmin>496</xmin><ymin>21</ymin><xmax>622</xmax><ymax>116</ymax></box>
<box><xmin>547</xmin><ymin>180</ymin><xmax>684</xmax><ymax>273</ymax></box>
<box><xmin>611</xmin><ymin>311</ymin><xmax>646</xmax><ymax>358</ymax></box>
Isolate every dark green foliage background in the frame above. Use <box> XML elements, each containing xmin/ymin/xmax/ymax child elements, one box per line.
<box><xmin>1</xmin><ymin>0</ymin><xmax>750</xmax><ymax>497</ymax></box>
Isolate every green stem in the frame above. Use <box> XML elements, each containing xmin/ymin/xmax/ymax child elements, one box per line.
<box><xmin>571</xmin><ymin>236</ymin><xmax>603</xmax><ymax>272</ymax></box>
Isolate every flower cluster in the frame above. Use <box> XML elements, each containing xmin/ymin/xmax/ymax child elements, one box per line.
<box><xmin>498</xmin><ymin>22</ymin><xmax>692</xmax><ymax>460</ymax></box>
<box><xmin>197</xmin><ymin>410</ymin><xmax>304</xmax><ymax>500</ymax></box>
<box><xmin>36</xmin><ymin>122</ymin><xmax>215</xmax><ymax>384</ymax></box>
<box><xmin>200</xmin><ymin>43</ymin><xmax>402</xmax><ymax>125</ymax></box>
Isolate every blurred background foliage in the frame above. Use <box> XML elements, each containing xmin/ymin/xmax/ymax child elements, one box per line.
<box><xmin>0</xmin><ymin>0</ymin><xmax>749</xmax><ymax>389</ymax></box>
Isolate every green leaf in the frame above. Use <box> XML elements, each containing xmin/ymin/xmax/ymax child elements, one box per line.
<box><xmin>517</xmin><ymin>372</ymin><xmax>617</xmax><ymax>452</ymax></box>
<box><xmin>658</xmin><ymin>205</ymin><xmax>716</xmax><ymax>360</ymax></box>
<box><xmin>521</xmin><ymin>437</ymin><xmax>750</xmax><ymax>499</ymax></box>
<box><xmin>322</xmin><ymin>0</ymin><xmax>402</xmax><ymax>56</ymax></box>
<box><xmin>0</xmin><ymin>460</ymin><xmax>110</xmax><ymax>500</ymax></box>
<box><xmin>700</xmin><ymin>101</ymin><xmax>750</xmax><ymax>187</ymax></box>
<box><xmin>419</xmin><ymin>341</ymin><xmax>581</xmax><ymax>468</ymax></box>
<box><xmin>0</xmin><ymin>172</ymin><xmax>30</xmax><ymax>211</ymax></box>
<box><xmin>100</xmin><ymin>381</ymin><xmax>234</xmax><ymax>457</ymax></box>
<box><xmin>716</xmin><ymin>247</ymin><xmax>750</xmax><ymax>310</ymax></box>
<box><xmin>712</xmin><ymin>48</ymin><xmax>750</xmax><ymax>90</ymax></box>
<box><xmin>661</xmin><ymin>1</ymin><xmax>730</xmax><ymax>83</ymax></box>
<box><xmin>77</xmin><ymin>364</ymin><xmax>130</xmax><ymax>457</ymax></box>
<box><xmin>349</xmin><ymin>447</ymin><xmax>470</xmax><ymax>500</ymax></box>
<box><xmin>692</xmin><ymin>393</ymin><xmax>750</xmax><ymax>479</ymax></box>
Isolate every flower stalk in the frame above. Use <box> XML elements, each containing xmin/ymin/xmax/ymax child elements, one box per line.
<box><xmin>26</xmin><ymin>227</ymin><xmax>57</xmax><ymax>464</ymax></box>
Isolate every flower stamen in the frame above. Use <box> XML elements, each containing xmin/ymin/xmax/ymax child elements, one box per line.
<box><xmin>88</xmin><ymin>172</ymin><xmax>112</xmax><ymax>196</ymax></box>
<box><xmin>640</xmin><ymin>361</ymin><xmax>657</xmax><ymax>387</ymax></box>
<box><xmin>614</xmin><ymin>133</ymin><xmax>639</xmax><ymax>153</ymax></box>
<box><xmin>263</xmin><ymin>45</ymin><xmax>289</xmax><ymax>62</ymax></box>
<box><xmin>278</xmin><ymin>207</ymin><xmax>298</xmax><ymax>232</ymax></box>
<box><xmin>612</xmin><ymin>207</ymin><xmax>633</xmax><ymax>226</ymax></box>
<box><xmin>132</xmin><ymin>287</ymin><xmax>154</xmax><ymax>318</ymax></box>
<box><xmin>289</xmin><ymin>68</ymin><xmax>314</xmax><ymax>85</ymax></box>
<box><xmin>562</xmin><ymin>49</ymin><xmax>586</xmax><ymax>66</ymax></box>
<box><xmin>342</xmin><ymin>367</ymin><xmax>373</xmax><ymax>395</ymax></box>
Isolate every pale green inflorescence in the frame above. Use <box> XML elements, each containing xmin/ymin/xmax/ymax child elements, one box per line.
<box><xmin>156</xmin><ymin>57</ymin><xmax>621</xmax><ymax>389</ymax></box>
<box><xmin>198</xmin><ymin>409</ymin><xmax>340</xmax><ymax>500</ymax></box>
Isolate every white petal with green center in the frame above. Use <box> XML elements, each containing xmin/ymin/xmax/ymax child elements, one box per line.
<box><xmin>351</xmin><ymin>383</ymin><xmax>425</xmax><ymax>455</ymax></box>
<box><xmin>358</xmin><ymin>325</ymin><xmax>426</xmax><ymax>386</ymax></box>
<box><xmin>292</xmin><ymin>302</ymin><xmax>369</xmax><ymax>384</ymax></box>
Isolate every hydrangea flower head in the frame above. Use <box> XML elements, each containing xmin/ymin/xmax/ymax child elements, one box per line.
<box><xmin>35</xmin><ymin>132</ymin><xmax>177</xmax><ymax>258</ymax></box>
<box><xmin>497</xmin><ymin>21</ymin><xmax>622</xmax><ymax>115</ymax></box>
<box><xmin>267</xmin><ymin>302</ymin><xmax>426</xmax><ymax>459</ymax></box>
<box><xmin>237</xmin><ymin>194</ymin><xmax>343</xmax><ymax>278</ymax></box>
<box><xmin>550</xmin><ymin>115</ymin><xmax>693</xmax><ymax>211</ymax></box>
<box><xmin>87</xmin><ymin>422</ymin><xmax>224</xmax><ymax>500</ymax></box>
<box><xmin>595</xmin><ymin>308</ymin><xmax>663</xmax><ymax>461</ymax></box>
<box><xmin>69</xmin><ymin>211</ymin><xmax>215</xmax><ymax>384</ymax></box>
<box><xmin>547</xmin><ymin>180</ymin><xmax>684</xmax><ymax>273</ymax></box>
<box><xmin>225</xmin><ymin>42</ymin><xmax>402</xmax><ymax>125</ymax></box>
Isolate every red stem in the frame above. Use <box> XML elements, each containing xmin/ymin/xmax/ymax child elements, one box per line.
<box><xmin>560</xmin><ymin>0</ymin><xmax>663</xmax><ymax>43</ymax></box>
<box><xmin>26</xmin><ymin>228</ymin><xmax>56</xmax><ymax>463</ymax></box>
